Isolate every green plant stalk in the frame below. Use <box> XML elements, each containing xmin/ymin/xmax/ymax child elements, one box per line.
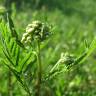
<box><xmin>22</xmin><ymin>80</ymin><xmax>31</xmax><ymax>96</ymax></box>
<box><xmin>35</xmin><ymin>40</ymin><xmax>42</xmax><ymax>96</ymax></box>
<box><xmin>5</xmin><ymin>63</ymin><xmax>31</xmax><ymax>96</ymax></box>
<box><xmin>50</xmin><ymin>59</ymin><xmax>61</xmax><ymax>73</ymax></box>
<box><xmin>8</xmin><ymin>70</ymin><xmax>12</xmax><ymax>96</ymax></box>
<box><xmin>25</xmin><ymin>83</ymin><xmax>31</xmax><ymax>96</ymax></box>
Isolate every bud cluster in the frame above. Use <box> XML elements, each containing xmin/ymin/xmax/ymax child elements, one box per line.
<box><xmin>0</xmin><ymin>6</ymin><xmax>6</xmax><ymax>14</ymax></box>
<box><xmin>21</xmin><ymin>20</ymin><xmax>51</xmax><ymax>44</ymax></box>
<box><xmin>60</xmin><ymin>52</ymin><xmax>75</xmax><ymax>66</ymax></box>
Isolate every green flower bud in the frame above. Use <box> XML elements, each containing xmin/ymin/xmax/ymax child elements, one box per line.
<box><xmin>60</xmin><ymin>52</ymin><xmax>75</xmax><ymax>66</ymax></box>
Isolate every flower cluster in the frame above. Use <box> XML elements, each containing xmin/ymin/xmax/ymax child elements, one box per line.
<box><xmin>60</xmin><ymin>52</ymin><xmax>75</xmax><ymax>66</ymax></box>
<box><xmin>21</xmin><ymin>20</ymin><xmax>51</xmax><ymax>44</ymax></box>
<box><xmin>0</xmin><ymin>6</ymin><xmax>6</xmax><ymax>14</ymax></box>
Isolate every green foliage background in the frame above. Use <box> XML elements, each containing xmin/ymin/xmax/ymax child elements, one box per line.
<box><xmin>0</xmin><ymin>0</ymin><xmax>96</xmax><ymax>96</ymax></box>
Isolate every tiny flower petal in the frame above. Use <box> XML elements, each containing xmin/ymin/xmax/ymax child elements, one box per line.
<box><xmin>26</xmin><ymin>28</ymin><xmax>34</xmax><ymax>34</ymax></box>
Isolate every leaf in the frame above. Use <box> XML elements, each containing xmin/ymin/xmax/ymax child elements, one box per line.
<box><xmin>0</xmin><ymin>31</ymin><xmax>11</xmax><ymax>57</ymax></box>
<box><xmin>79</xmin><ymin>37</ymin><xmax>96</xmax><ymax>64</ymax></box>
<box><xmin>84</xmin><ymin>39</ymin><xmax>89</xmax><ymax>49</ymax></box>
<box><xmin>44</xmin><ymin>66</ymin><xmax>67</xmax><ymax>81</ymax></box>
<box><xmin>19</xmin><ymin>52</ymin><xmax>32</xmax><ymax>73</ymax></box>
<box><xmin>10</xmin><ymin>38</ymin><xmax>15</xmax><ymax>52</ymax></box>
<box><xmin>68</xmin><ymin>37</ymin><xmax>96</xmax><ymax>68</ymax></box>
<box><xmin>23</xmin><ymin>57</ymin><xmax>36</xmax><ymax>73</ymax></box>
<box><xmin>16</xmin><ymin>46</ymin><xmax>20</xmax><ymax>66</ymax></box>
<box><xmin>7</xmin><ymin>13</ymin><xmax>25</xmax><ymax>48</ymax></box>
<box><xmin>16</xmin><ymin>39</ymin><xmax>25</xmax><ymax>49</ymax></box>
<box><xmin>4</xmin><ymin>63</ymin><xmax>30</xmax><ymax>93</ymax></box>
<box><xmin>7</xmin><ymin>13</ymin><xmax>18</xmax><ymax>38</ymax></box>
<box><xmin>3</xmin><ymin>49</ymin><xmax>15</xmax><ymax>66</ymax></box>
<box><xmin>11</xmin><ymin>42</ymin><xmax>17</xmax><ymax>57</ymax></box>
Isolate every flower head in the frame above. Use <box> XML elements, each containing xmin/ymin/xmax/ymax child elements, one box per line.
<box><xmin>21</xmin><ymin>20</ymin><xmax>51</xmax><ymax>45</ymax></box>
<box><xmin>0</xmin><ymin>6</ymin><xmax>6</xmax><ymax>14</ymax></box>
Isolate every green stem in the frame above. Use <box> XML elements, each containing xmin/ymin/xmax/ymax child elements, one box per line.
<box><xmin>35</xmin><ymin>40</ymin><xmax>42</xmax><ymax>96</ymax></box>
<box><xmin>25</xmin><ymin>83</ymin><xmax>31</xmax><ymax>96</ymax></box>
<box><xmin>50</xmin><ymin>59</ymin><xmax>61</xmax><ymax>73</ymax></box>
<box><xmin>8</xmin><ymin>70</ymin><xmax>12</xmax><ymax>96</ymax></box>
<box><xmin>27</xmin><ymin>88</ymin><xmax>31</xmax><ymax>96</ymax></box>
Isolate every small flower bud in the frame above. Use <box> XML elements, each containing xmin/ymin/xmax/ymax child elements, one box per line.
<box><xmin>23</xmin><ymin>33</ymin><xmax>29</xmax><ymax>38</ymax></box>
<box><xmin>27</xmin><ymin>36</ymin><xmax>32</xmax><ymax>41</ymax></box>
<box><xmin>21</xmin><ymin>36</ymin><xmax>26</xmax><ymax>43</ymax></box>
<box><xmin>0</xmin><ymin>6</ymin><xmax>6</xmax><ymax>14</ymax></box>
<box><xmin>60</xmin><ymin>52</ymin><xmax>75</xmax><ymax>66</ymax></box>
<box><xmin>26</xmin><ymin>28</ymin><xmax>34</xmax><ymax>34</ymax></box>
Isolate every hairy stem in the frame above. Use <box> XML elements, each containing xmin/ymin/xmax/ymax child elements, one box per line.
<box><xmin>35</xmin><ymin>40</ymin><xmax>42</xmax><ymax>96</ymax></box>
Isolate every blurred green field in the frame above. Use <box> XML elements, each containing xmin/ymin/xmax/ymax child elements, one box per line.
<box><xmin>0</xmin><ymin>0</ymin><xmax>96</xmax><ymax>96</ymax></box>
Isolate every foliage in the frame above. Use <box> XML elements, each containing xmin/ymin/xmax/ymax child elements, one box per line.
<box><xmin>0</xmin><ymin>0</ymin><xmax>96</xmax><ymax>96</ymax></box>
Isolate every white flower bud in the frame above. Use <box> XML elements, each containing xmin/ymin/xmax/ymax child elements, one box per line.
<box><xmin>32</xmin><ymin>20</ymin><xmax>41</xmax><ymax>24</ymax></box>
<box><xmin>27</xmin><ymin>36</ymin><xmax>32</xmax><ymax>41</ymax></box>
<box><xmin>32</xmin><ymin>23</ymin><xmax>39</xmax><ymax>28</ymax></box>
<box><xmin>26</xmin><ymin>28</ymin><xmax>34</xmax><ymax>34</ymax></box>
<box><xmin>27</xmin><ymin>24</ymin><xmax>33</xmax><ymax>27</ymax></box>
<box><xmin>0</xmin><ymin>6</ymin><xmax>6</xmax><ymax>14</ymax></box>
<box><xmin>21</xmin><ymin>36</ymin><xmax>26</xmax><ymax>43</ymax></box>
<box><xmin>23</xmin><ymin>33</ymin><xmax>29</xmax><ymax>38</ymax></box>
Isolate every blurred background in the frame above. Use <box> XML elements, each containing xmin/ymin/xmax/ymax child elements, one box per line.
<box><xmin>0</xmin><ymin>0</ymin><xmax>96</xmax><ymax>96</ymax></box>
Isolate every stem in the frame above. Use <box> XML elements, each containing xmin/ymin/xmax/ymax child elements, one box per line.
<box><xmin>35</xmin><ymin>40</ymin><xmax>42</xmax><ymax>96</ymax></box>
<box><xmin>27</xmin><ymin>87</ymin><xmax>31</xmax><ymax>96</ymax></box>
<box><xmin>50</xmin><ymin>59</ymin><xmax>61</xmax><ymax>73</ymax></box>
<box><xmin>25</xmin><ymin>83</ymin><xmax>31</xmax><ymax>96</ymax></box>
<box><xmin>8</xmin><ymin>70</ymin><xmax>12</xmax><ymax>96</ymax></box>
